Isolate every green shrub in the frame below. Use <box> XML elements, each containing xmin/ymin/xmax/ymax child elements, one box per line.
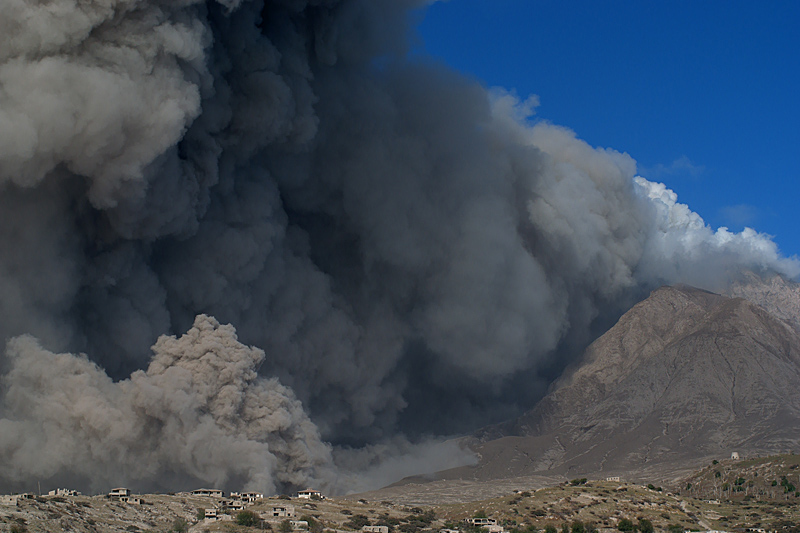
<box><xmin>237</xmin><ymin>510</ymin><xmax>260</xmax><ymax>527</ymax></box>
<box><xmin>617</xmin><ymin>518</ymin><xmax>636</xmax><ymax>532</ymax></box>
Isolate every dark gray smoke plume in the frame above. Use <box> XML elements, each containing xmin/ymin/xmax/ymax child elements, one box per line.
<box><xmin>0</xmin><ymin>0</ymin><xmax>797</xmax><ymax>494</ymax></box>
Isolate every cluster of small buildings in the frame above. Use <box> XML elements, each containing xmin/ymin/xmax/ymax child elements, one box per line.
<box><xmin>48</xmin><ymin>488</ymin><xmax>81</xmax><ymax>497</ymax></box>
<box><xmin>194</xmin><ymin>487</ymin><xmax>324</xmax><ymax>526</ymax></box>
<box><xmin>0</xmin><ymin>484</ymin><xmax>326</xmax><ymax>529</ymax></box>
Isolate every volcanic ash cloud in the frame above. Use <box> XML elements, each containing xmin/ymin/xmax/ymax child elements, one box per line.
<box><xmin>0</xmin><ymin>315</ymin><xmax>334</xmax><ymax>494</ymax></box>
<box><xmin>1</xmin><ymin>0</ymin><xmax>799</xmax><ymax>494</ymax></box>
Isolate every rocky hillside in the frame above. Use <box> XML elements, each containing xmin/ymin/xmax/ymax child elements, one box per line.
<box><xmin>6</xmin><ymin>473</ymin><xmax>800</xmax><ymax>533</ymax></box>
<box><xmin>683</xmin><ymin>452</ymin><xmax>800</xmax><ymax>502</ymax></box>
<box><xmin>451</xmin><ymin>277</ymin><xmax>800</xmax><ymax>483</ymax></box>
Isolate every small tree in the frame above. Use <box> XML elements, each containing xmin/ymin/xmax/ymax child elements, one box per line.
<box><xmin>171</xmin><ymin>518</ymin><xmax>189</xmax><ymax>533</ymax></box>
<box><xmin>617</xmin><ymin>518</ymin><xmax>635</xmax><ymax>532</ymax></box>
<box><xmin>237</xmin><ymin>510</ymin><xmax>260</xmax><ymax>527</ymax></box>
<box><xmin>544</xmin><ymin>525</ymin><xmax>557</xmax><ymax>533</ymax></box>
<box><xmin>280</xmin><ymin>519</ymin><xmax>293</xmax><ymax>533</ymax></box>
<box><xmin>571</xmin><ymin>521</ymin><xmax>585</xmax><ymax>533</ymax></box>
<box><xmin>302</xmin><ymin>515</ymin><xmax>324</xmax><ymax>533</ymax></box>
<box><xmin>637</xmin><ymin>519</ymin><xmax>653</xmax><ymax>533</ymax></box>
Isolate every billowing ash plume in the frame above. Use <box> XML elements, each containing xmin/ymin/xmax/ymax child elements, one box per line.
<box><xmin>0</xmin><ymin>0</ymin><xmax>797</xmax><ymax>493</ymax></box>
<box><xmin>0</xmin><ymin>315</ymin><xmax>333</xmax><ymax>494</ymax></box>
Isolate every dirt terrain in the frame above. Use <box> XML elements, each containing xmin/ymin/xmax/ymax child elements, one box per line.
<box><xmin>4</xmin><ymin>459</ymin><xmax>800</xmax><ymax>533</ymax></box>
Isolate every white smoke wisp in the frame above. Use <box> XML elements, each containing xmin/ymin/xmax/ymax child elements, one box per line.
<box><xmin>0</xmin><ymin>0</ymin><xmax>798</xmax><ymax>495</ymax></box>
<box><xmin>633</xmin><ymin>176</ymin><xmax>800</xmax><ymax>288</ymax></box>
<box><xmin>0</xmin><ymin>315</ymin><xmax>334</xmax><ymax>494</ymax></box>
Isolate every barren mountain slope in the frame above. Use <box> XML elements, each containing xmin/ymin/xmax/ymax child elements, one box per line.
<box><xmin>452</xmin><ymin>282</ymin><xmax>800</xmax><ymax>483</ymax></box>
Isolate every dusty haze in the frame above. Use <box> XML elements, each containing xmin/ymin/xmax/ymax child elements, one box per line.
<box><xmin>0</xmin><ymin>0</ymin><xmax>797</xmax><ymax>494</ymax></box>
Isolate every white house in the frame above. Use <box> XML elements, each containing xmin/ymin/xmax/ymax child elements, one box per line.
<box><xmin>297</xmin><ymin>488</ymin><xmax>322</xmax><ymax>499</ymax></box>
<box><xmin>271</xmin><ymin>505</ymin><xmax>296</xmax><ymax>518</ymax></box>
<box><xmin>605</xmin><ymin>476</ymin><xmax>621</xmax><ymax>482</ymax></box>
<box><xmin>731</xmin><ymin>452</ymin><xmax>740</xmax><ymax>460</ymax></box>
<box><xmin>291</xmin><ymin>520</ymin><xmax>309</xmax><ymax>530</ymax></box>
<box><xmin>205</xmin><ymin>508</ymin><xmax>219</xmax><ymax>520</ymax></box>
<box><xmin>241</xmin><ymin>491</ymin><xmax>264</xmax><ymax>502</ymax></box>
<box><xmin>192</xmin><ymin>488</ymin><xmax>224</xmax><ymax>498</ymax></box>
<box><xmin>48</xmin><ymin>488</ymin><xmax>81</xmax><ymax>497</ymax></box>
<box><xmin>465</xmin><ymin>518</ymin><xmax>497</xmax><ymax>527</ymax></box>
<box><xmin>0</xmin><ymin>494</ymin><xmax>34</xmax><ymax>506</ymax></box>
<box><xmin>363</xmin><ymin>526</ymin><xmax>390</xmax><ymax>533</ymax></box>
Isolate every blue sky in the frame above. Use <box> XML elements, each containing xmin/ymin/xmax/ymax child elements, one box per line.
<box><xmin>414</xmin><ymin>0</ymin><xmax>800</xmax><ymax>258</ymax></box>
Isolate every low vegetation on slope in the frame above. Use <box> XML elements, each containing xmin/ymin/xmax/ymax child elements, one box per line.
<box><xmin>683</xmin><ymin>453</ymin><xmax>800</xmax><ymax>502</ymax></box>
<box><xmin>4</xmin><ymin>467</ymin><xmax>800</xmax><ymax>533</ymax></box>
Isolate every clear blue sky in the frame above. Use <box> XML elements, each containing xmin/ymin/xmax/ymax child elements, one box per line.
<box><xmin>414</xmin><ymin>0</ymin><xmax>800</xmax><ymax>258</ymax></box>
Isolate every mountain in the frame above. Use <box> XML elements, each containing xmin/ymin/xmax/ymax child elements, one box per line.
<box><xmin>444</xmin><ymin>276</ymin><xmax>800</xmax><ymax>483</ymax></box>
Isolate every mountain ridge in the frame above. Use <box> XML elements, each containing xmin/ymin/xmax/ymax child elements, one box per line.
<box><xmin>447</xmin><ymin>275</ymin><xmax>800</xmax><ymax>483</ymax></box>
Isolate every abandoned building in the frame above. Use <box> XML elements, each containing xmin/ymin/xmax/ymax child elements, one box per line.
<box><xmin>221</xmin><ymin>499</ymin><xmax>244</xmax><ymax>511</ymax></box>
<box><xmin>192</xmin><ymin>488</ymin><xmax>224</xmax><ymax>498</ymax></box>
<box><xmin>108</xmin><ymin>488</ymin><xmax>131</xmax><ymax>500</ymax></box>
<box><xmin>465</xmin><ymin>518</ymin><xmax>498</xmax><ymax>526</ymax></box>
<box><xmin>297</xmin><ymin>488</ymin><xmax>322</xmax><ymax>499</ymax></box>
<box><xmin>205</xmin><ymin>508</ymin><xmax>218</xmax><ymax>520</ymax></box>
<box><xmin>48</xmin><ymin>488</ymin><xmax>81</xmax><ymax>497</ymax></box>
<box><xmin>271</xmin><ymin>505</ymin><xmax>295</xmax><ymax>517</ymax></box>
<box><xmin>241</xmin><ymin>491</ymin><xmax>264</xmax><ymax>502</ymax></box>
<box><xmin>363</xmin><ymin>526</ymin><xmax>390</xmax><ymax>533</ymax></box>
<box><xmin>291</xmin><ymin>520</ymin><xmax>309</xmax><ymax>530</ymax></box>
<box><xmin>0</xmin><ymin>494</ymin><xmax>34</xmax><ymax>506</ymax></box>
<box><xmin>606</xmin><ymin>476</ymin><xmax>621</xmax><ymax>482</ymax></box>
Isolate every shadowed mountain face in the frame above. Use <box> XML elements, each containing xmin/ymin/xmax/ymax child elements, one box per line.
<box><xmin>454</xmin><ymin>279</ymin><xmax>800</xmax><ymax>482</ymax></box>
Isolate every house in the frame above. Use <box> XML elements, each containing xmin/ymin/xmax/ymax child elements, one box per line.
<box><xmin>605</xmin><ymin>476</ymin><xmax>621</xmax><ymax>482</ymax></box>
<box><xmin>0</xmin><ymin>494</ymin><xmax>34</xmax><ymax>506</ymax></box>
<box><xmin>205</xmin><ymin>508</ymin><xmax>218</xmax><ymax>520</ymax></box>
<box><xmin>297</xmin><ymin>488</ymin><xmax>322</xmax><ymax>499</ymax></box>
<box><xmin>48</xmin><ymin>488</ymin><xmax>81</xmax><ymax>497</ymax></box>
<box><xmin>731</xmin><ymin>452</ymin><xmax>740</xmax><ymax>460</ymax></box>
<box><xmin>484</xmin><ymin>526</ymin><xmax>504</xmax><ymax>533</ymax></box>
<box><xmin>363</xmin><ymin>526</ymin><xmax>390</xmax><ymax>533</ymax></box>
<box><xmin>465</xmin><ymin>518</ymin><xmax>497</xmax><ymax>527</ymax></box>
<box><xmin>108</xmin><ymin>488</ymin><xmax>131</xmax><ymax>500</ymax></box>
<box><xmin>192</xmin><ymin>488</ymin><xmax>224</xmax><ymax>498</ymax></box>
<box><xmin>241</xmin><ymin>491</ymin><xmax>264</xmax><ymax>502</ymax></box>
<box><xmin>271</xmin><ymin>505</ymin><xmax>295</xmax><ymax>518</ymax></box>
<box><xmin>221</xmin><ymin>499</ymin><xmax>244</xmax><ymax>510</ymax></box>
<box><xmin>291</xmin><ymin>520</ymin><xmax>309</xmax><ymax>530</ymax></box>
<box><xmin>129</xmin><ymin>497</ymin><xmax>144</xmax><ymax>505</ymax></box>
